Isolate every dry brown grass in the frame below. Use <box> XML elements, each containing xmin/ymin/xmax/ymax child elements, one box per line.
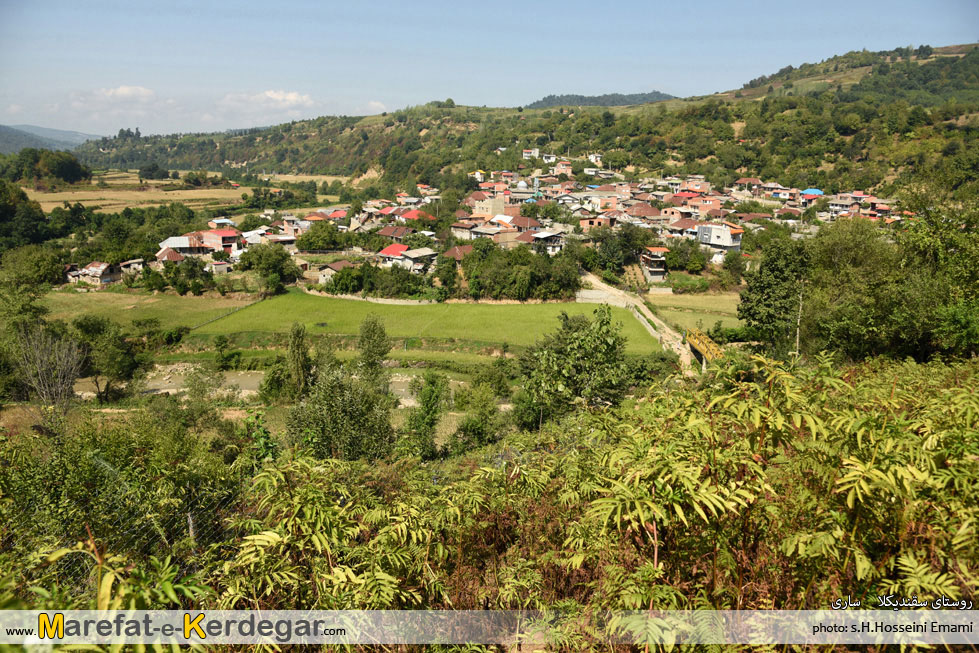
<box><xmin>23</xmin><ymin>186</ymin><xmax>247</xmax><ymax>212</ymax></box>
<box><xmin>264</xmin><ymin>172</ymin><xmax>349</xmax><ymax>185</ymax></box>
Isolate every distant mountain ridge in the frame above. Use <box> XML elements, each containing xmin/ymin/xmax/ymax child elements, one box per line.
<box><xmin>0</xmin><ymin>124</ymin><xmax>103</xmax><ymax>154</ymax></box>
<box><xmin>525</xmin><ymin>90</ymin><xmax>675</xmax><ymax>108</ymax></box>
<box><xmin>11</xmin><ymin>124</ymin><xmax>103</xmax><ymax>147</ymax></box>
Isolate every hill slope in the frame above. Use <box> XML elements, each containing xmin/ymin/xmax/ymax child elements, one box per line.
<box><xmin>11</xmin><ymin>124</ymin><xmax>103</xmax><ymax>147</ymax></box>
<box><xmin>0</xmin><ymin>125</ymin><xmax>74</xmax><ymax>154</ymax></box>
<box><xmin>73</xmin><ymin>43</ymin><xmax>979</xmax><ymax>199</ymax></box>
<box><xmin>526</xmin><ymin>90</ymin><xmax>675</xmax><ymax>109</ymax></box>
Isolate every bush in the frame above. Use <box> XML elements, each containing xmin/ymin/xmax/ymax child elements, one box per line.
<box><xmin>669</xmin><ymin>272</ymin><xmax>710</xmax><ymax>294</ymax></box>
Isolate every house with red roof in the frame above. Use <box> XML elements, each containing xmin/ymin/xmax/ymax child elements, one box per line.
<box><xmin>377</xmin><ymin>243</ymin><xmax>410</xmax><ymax>267</ymax></box>
<box><xmin>316</xmin><ymin>259</ymin><xmax>357</xmax><ymax>284</ymax></box>
<box><xmin>376</xmin><ymin>225</ymin><xmax>415</xmax><ymax>242</ymax></box>
<box><xmin>200</xmin><ymin>229</ymin><xmax>242</xmax><ymax>254</ymax></box>
<box><xmin>398</xmin><ymin>209</ymin><xmax>436</xmax><ymax>223</ymax></box>
<box><xmin>553</xmin><ymin>161</ymin><xmax>573</xmax><ymax>176</ymax></box>
<box><xmin>733</xmin><ymin>177</ymin><xmax>762</xmax><ymax>192</ymax></box>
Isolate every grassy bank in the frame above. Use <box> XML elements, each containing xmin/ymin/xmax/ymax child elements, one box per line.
<box><xmin>644</xmin><ymin>291</ymin><xmax>742</xmax><ymax>332</ymax></box>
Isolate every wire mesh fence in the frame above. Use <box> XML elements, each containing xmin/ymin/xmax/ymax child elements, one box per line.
<box><xmin>1</xmin><ymin>449</ymin><xmax>248</xmax><ymax>597</ymax></box>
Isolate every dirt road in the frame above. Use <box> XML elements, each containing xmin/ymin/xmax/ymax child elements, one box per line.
<box><xmin>579</xmin><ymin>273</ymin><xmax>695</xmax><ymax>372</ymax></box>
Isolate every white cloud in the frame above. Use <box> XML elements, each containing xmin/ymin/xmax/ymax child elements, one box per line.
<box><xmin>68</xmin><ymin>85</ymin><xmax>156</xmax><ymax>112</ymax></box>
<box><xmin>220</xmin><ymin>89</ymin><xmax>314</xmax><ymax>111</ymax></box>
<box><xmin>366</xmin><ymin>100</ymin><xmax>386</xmax><ymax>113</ymax></box>
<box><xmin>99</xmin><ymin>85</ymin><xmax>155</xmax><ymax>101</ymax></box>
<box><xmin>6</xmin><ymin>104</ymin><xmax>23</xmax><ymax>115</ymax></box>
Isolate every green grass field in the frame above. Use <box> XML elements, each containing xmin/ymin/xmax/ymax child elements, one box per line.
<box><xmin>43</xmin><ymin>289</ymin><xmax>252</xmax><ymax>330</ymax></box>
<box><xmin>644</xmin><ymin>292</ymin><xmax>742</xmax><ymax>332</ymax></box>
<box><xmin>44</xmin><ymin>288</ymin><xmax>661</xmax><ymax>354</ymax></box>
<box><xmin>194</xmin><ymin>290</ymin><xmax>659</xmax><ymax>354</ymax></box>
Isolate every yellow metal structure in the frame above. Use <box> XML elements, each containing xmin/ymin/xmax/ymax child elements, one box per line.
<box><xmin>686</xmin><ymin>327</ymin><xmax>724</xmax><ymax>363</ymax></box>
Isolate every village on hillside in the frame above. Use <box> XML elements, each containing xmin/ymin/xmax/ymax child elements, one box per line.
<box><xmin>65</xmin><ymin>147</ymin><xmax>903</xmax><ymax>290</ymax></box>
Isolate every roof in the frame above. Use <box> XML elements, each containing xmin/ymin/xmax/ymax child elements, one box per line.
<box><xmin>801</xmin><ymin>188</ymin><xmax>824</xmax><ymax>195</ymax></box>
<box><xmin>451</xmin><ymin>222</ymin><xmax>475</xmax><ymax>230</ymax></box>
<box><xmin>511</xmin><ymin>215</ymin><xmax>541</xmax><ymax>229</ymax></box>
<box><xmin>377</xmin><ymin>225</ymin><xmax>414</xmax><ymax>238</ymax></box>
<box><xmin>378</xmin><ymin>243</ymin><xmax>409</xmax><ymax>257</ymax></box>
<box><xmin>515</xmin><ymin>231</ymin><xmax>537</xmax><ymax>244</ymax></box>
<box><xmin>81</xmin><ymin>261</ymin><xmax>111</xmax><ymax>274</ymax></box>
<box><xmin>403</xmin><ymin>247</ymin><xmax>437</xmax><ymax>259</ymax></box>
<box><xmin>379</xmin><ymin>206</ymin><xmax>398</xmax><ymax>215</ymax></box>
<box><xmin>668</xmin><ymin>218</ymin><xmax>702</xmax><ymax>231</ymax></box>
<box><xmin>328</xmin><ymin>209</ymin><xmax>347</xmax><ymax>219</ymax></box>
<box><xmin>401</xmin><ymin>209</ymin><xmax>435</xmax><ymax>221</ymax></box>
<box><xmin>155</xmin><ymin>247</ymin><xmax>184</xmax><ymax>262</ymax></box>
<box><xmin>627</xmin><ymin>203</ymin><xmax>659</xmax><ymax>217</ymax></box>
<box><xmin>207</xmin><ymin>229</ymin><xmax>239</xmax><ymax>237</ymax></box>
<box><xmin>646</xmin><ymin>246</ymin><xmax>670</xmax><ymax>254</ymax></box>
<box><xmin>327</xmin><ymin>259</ymin><xmax>356</xmax><ymax>272</ymax></box>
<box><xmin>443</xmin><ymin>245</ymin><xmax>473</xmax><ymax>261</ymax></box>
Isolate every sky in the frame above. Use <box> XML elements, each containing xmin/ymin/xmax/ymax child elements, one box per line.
<box><xmin>0</xmin><ymin>0</ymin><xmax>976</xmax><ymax>136</ymax></box>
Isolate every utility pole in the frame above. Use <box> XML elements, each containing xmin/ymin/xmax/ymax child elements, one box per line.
<box><xmin>795</xmin><ymin>279</ymin><xmax>805</xmax><ymax>356</ymax></box>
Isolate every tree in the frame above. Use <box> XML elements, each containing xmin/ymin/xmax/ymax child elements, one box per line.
<box><xmin>398</xmin><ymin>370</ymin><xmax>449</xmax><ymax>459</ymax></box>
<box><xmin>13</xmin><ymin>325</ymin><xmax>84</xmax><ymax>427</ymax></box>
<box><xmin>737</xmin><ymin>238</ymin><xmax>810</xmax><ymax>352</ymax></box>
<box><xmin>236</xmin><ymin>243</ymin><xmax>300</xmax><ymax>285</ymax></box>
<box><xmin>287</xmin><ymin>322</ymin><xmax>313</xmax><ymax>397</ymax></box>
<box><xmin>286</xmin><ymin>366</ymin><xmax>394</xmax><ymax>461</ymax></box>
<box><xmin>357</xmin><ymin>314</ymin><xmax>391</xmax><ymax>383</ymax></box>
<box><xmin>520</xmin><ymin>306</ymin><xmax>628</xmax><ymax>425</ymax></box>
<box><xmin>723</xmin><ymin>250</ymin><xmax>746</xmax><ymax>284</ymax></box>
<box><xmin>72</xmin><ymin>316</ymin><xmax>141</xmax><ymax>404</ymax></box>
<box><xmin>213</xmin><ymin>335</ymin><xmax>241</xmax><ymax>371</ymax></box>
<box><xmin>450</xmin><ymin>382</ymin><xmax>503</xmax><ymax>453</ymax></box>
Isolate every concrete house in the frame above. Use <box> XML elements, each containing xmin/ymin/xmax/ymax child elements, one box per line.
<box><xmin>71</xmin><ymin>261</ymin><xmax>121</xmax><ymax>285</ymax></box>
<box><xmin>450</xmin><ymin>222</ymin><xmax>478</xmax><ymax>241</ymax></box>
<box><xmin>696</xmin><ymin>222</ymin><xmax>743</xmax><ymax>253</ymax></box>
<box><xmin>640</xmin><ymin>246</ymin><xmax>670</xmax><ymax>282</ymax></box>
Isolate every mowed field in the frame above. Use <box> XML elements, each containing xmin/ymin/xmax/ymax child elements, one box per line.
<box><xmin>43</xmin><ymin>290</ymin><xmax>252</xmax><ymax>330</ymax></box>
<box><xmin>24</xmin><ymin>169</ymin><xmax>347</xmax><ymax>212</ymax></box>
<box><xmin>644</xmin><ymin>292</ymin><xmax>742</xmax><ymax>332</ymax></box>
<box><xmin>23</xmin><ymin>172</ymin><xmax>248</xmax><ymax>212</ymax></box>
<box><xmin>196</xmin><ymin>291</ymin><xmax>660</xmax><ymax>354</ymax></box>
<box><xmin>43</xmin><ymin>288</ymin><xmax>661</xmax><ymax>354</ymax></box>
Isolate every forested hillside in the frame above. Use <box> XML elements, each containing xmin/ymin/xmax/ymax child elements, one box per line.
<box><xmin>0</xmin><ymin>125</ymin><xmax>72</xmax><ymax>155</ymax></box>
<box><xmin>74</xmin><ymin>44</ymin><xmax>979</xmax><ymax>199</ymax></box>
<box><xmin>525</xmin><ymin>90</ymin><xmax>675</xmax><ymax>109</ymax></box>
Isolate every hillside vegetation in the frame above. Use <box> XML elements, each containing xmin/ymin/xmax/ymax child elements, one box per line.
<box><xmin>74</xmin><ymin>44</ymin><xmax>979</xmax><ymax>200</ymax></box>
<box><xmin>2</xmin><ymin>354</ymin><xmax>976</xmax><ymax>632</ymax></box>
<box><xmin>526</xmin><ymin>90</ymin><xmax>675</xmax><ymax>109</ymax></box>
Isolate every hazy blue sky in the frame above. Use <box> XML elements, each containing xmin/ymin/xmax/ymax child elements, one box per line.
<box><xmin>1</xmin><ymin>0</ymin><xmax>976</xmax><ymax>135</ymax></box>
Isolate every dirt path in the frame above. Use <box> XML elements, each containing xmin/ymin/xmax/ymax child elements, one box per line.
<box><xmin>579</xmin><ymin>273</ymin><xmax>695</xmax><ymax>372</ymax></box>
